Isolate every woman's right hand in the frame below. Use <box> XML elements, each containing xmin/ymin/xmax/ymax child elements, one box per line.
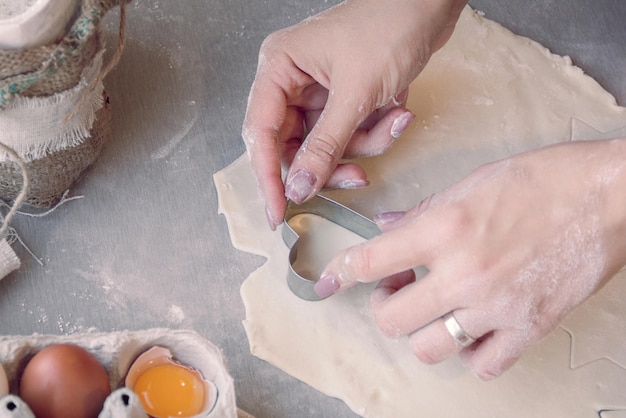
<box><xmin>242</xmin><ymin>0</ymin><xmax>467</xmax><ymax>229</ymax></box>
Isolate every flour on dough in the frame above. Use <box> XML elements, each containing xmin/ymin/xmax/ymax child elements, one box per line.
<box><xmin>214</xmin><ymin>6</ymin><xmax>626</xmax><ymax>417</ymax></box>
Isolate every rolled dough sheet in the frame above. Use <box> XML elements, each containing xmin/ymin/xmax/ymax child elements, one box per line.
<box><xmin>214</xmin><ymin>6</ymin><xmax>626</xmax><ymax>418</ymax></box>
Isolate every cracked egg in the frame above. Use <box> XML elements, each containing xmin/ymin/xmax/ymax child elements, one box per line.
<box><xmin>125</xmin><ymin>346</ymin><xmax>217</xmax><ymax>418</ymax></box>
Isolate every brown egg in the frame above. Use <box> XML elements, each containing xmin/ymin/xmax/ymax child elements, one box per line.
<box><xmin>19</xmin><ymin>343</ymin><xmax>111</xmax><ymax>418</ymax></box>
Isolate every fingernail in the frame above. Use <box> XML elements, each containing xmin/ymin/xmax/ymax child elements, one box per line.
<box><xmin>285</xmin><ymin>169</ymin><xmax>317</xmax><ymax>204</ymax></box>
<box><xmin>335</xmin><ymin>179</ymin><xmax>369</xmax><ymax>189</ymax></box>
<box><xmin>265</xmin><ymin>205</ymin><xmax>277</xmax><ymax>231</ymax></box>
<box><xmin>392</xmin><ymin>89</ymin><xmax>409</xmax><ymax>106</ymax></box>
<box><xmin>390</xmin><ymin>111</ymin><xmax>415</xmax><ymax>139</ymax></box>
<box><xmin>373</xmin><ymin>211</ymin><xmax>405</xmax><ymax>226</ymax></box>
<box><xmin>314</xmin><ymin>272</ymin><xmax>340</xmax><ymax>298</ymax></box>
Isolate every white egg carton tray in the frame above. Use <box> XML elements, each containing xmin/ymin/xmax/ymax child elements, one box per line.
<box><xmin>0</xmin><ymin>328</ymin><xmax>238</xmax><ymax>418</ymax></box>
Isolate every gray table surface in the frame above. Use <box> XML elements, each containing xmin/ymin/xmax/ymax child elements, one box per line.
<box><xmin>1</xmin><ymin>1</ymin><xmax>625</xmax><ymax>417</ymax></box>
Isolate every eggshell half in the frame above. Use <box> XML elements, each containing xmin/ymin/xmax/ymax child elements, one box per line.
<box><xmin>125</xmin><ymin>346</ymin><xmax>219</xmax><ymax>417</ymax></box>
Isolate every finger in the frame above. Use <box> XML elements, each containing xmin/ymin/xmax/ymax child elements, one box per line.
<box><xmin>343</xmin><ymin>108</ymin><xmax>415</xmax><ymax>159</ymax></box>
<box><xmin>288</xmin><ymin>107</ymin><xmax>413</xmax><ymax>190</ymax></box>
<box><xmin>370</xmin><ymin>270</ymin><xmax>416</xmax><ymax>309</ymax></box>
<box><xmin>284</xmin><ymin>87</ymin><xmax>374</xmax><ymax>204</ymax></box>
<box><xmin>369</xmin><ymin>270</ymin><xmax>417</xmax><ymax>338</ymax></box>
<box><xmin>306</xmin><ymin>106</ymin><xmax>414</xmax><ymax>160</ymax></box>
<box><xmin>359</xmin><ymin>87</ymin><xmax>410</xmax><ymax>129</ymax></box>
<box><xmin>242</xmin><ymin>75</ymin><xmax>291</xmax><ymax>230</ymax></box>
<box><xmin>458</xmin><ymin>330</ymin><xmax>526</xmax><ymax>380</ymax></box>
<box><xmin>314</xmin><ymin>191</ymin><xmax>449</xmax><ymax>299</ymax></box>
<box><xmin>283</xmin><ymin>141</ymin><xmax>371</xmax><ymax>191</ymax></box>
<box><xmin>370</xmin><ymin>273</ymin><xmax>464</xmax><ymax>338</ymax></box>
<box><xmin>324</xmin><ymin>163</ymin><xmax>369</xmax><ymax>190</ymax></box>
<box><xmin>375</xmin><ymin>268</ymin><xmax>416</xmax><ymax>292</ymax></box>
<box><xmin>373</xmin><ymin>194</ymin><xmax>436</xmax><ymax>231</ymax></box>
<box><xmin>407</xmin><ymin>309</ymin><xmax>492</xmax><ymax>365</ymax></box>
<box><xmin>407</xmin><ymin>317</ymin><xmax>465</xmax><ymax>363</ymax></box>
<box><xmin>318</xmin><ymin>213</ymin><xmax>437</xmax><ymax>289</ymax></box>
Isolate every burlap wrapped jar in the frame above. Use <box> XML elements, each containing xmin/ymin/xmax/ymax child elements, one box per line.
<box><xmin>0</xmin><ymin>0</ymin><xmax>128</xmax><ymax>208</ymax></box>
<box><xmin>0</xmin><ymin>0</ymin><xmax>128</xmax><ymax>280</ymax></box>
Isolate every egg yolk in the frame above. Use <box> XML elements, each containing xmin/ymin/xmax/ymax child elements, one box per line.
<box><xmin>134</xmin><ymin>364</ymin><xmax>205</xmax><ymax>417</ymax></box>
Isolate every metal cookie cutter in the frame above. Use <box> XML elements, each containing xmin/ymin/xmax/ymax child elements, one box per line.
<box><xmin>282</xmin><ymin>194</ymin><xmax>381</xmax><ymax>301</ymax></box>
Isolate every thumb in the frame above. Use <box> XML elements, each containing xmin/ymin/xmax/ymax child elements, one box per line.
<box><xmin>284</xmin><ymin>90</ymin><xmax>373</xmax><ymax>204</ymax></box>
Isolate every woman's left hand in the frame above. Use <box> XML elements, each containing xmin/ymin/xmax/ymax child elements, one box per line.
<box><xmin>316</xmin><ymin>139</ymin><xmax>626</xmax><ymax>379</ymax></box>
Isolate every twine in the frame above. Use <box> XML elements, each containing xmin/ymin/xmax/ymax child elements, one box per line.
<box><xmin>0</xmin><ymin>0</ymin><xmax>129</xmax><ymax>107</ymax></box>
<box><xmin>64</xmin><ymin>0</ymin><xmax>127</xmax><ymax>123</ymax></box>
<box><xmin>0</xmin><ymin>0</ymin><xmax>126</xmax><ymax>208</ymax></box>
<box><xmin>0</xmin><ymin>98</ymin><xmax>111</xmax><ymax>207</ymax></box>
<box><xmin>0</xmin><ymin>142</ymin><xmax>28</xmax><ymax>240</ymax></box>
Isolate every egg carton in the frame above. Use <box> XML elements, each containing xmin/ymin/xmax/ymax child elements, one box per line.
<box><xmin>0</xmin><ymin>328</ymin><xmax>239</xmax><ymax>418</ymax></box>
<box><xmin>0</xmin><ymin>388</ymin><xmax>145</xmax><ymax>418</ymax></box>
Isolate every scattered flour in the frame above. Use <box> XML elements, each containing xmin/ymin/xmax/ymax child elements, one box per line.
<box><xmin>166</xmin><ymin>304</ymin><xmax>186</xmax><ymax>324</ymax></box>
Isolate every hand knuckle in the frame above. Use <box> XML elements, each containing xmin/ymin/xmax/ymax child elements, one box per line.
<box><xmin>303</xmin><ymin>132</ymin><xmax>342</xmax><ymax>165</ymax></box>
<box><xmin>260</xmin><ymin>31</ymin><xmax>286</xmax><ymax>53</ymax></box>
<box><xmin>343</xmin><ymin>244</ymin><xmax>374</xmax><ymax>279</ymax></box>
<box><xmin>448</xmin><ymin>204</ymin><xmax>472</xmax><ymax>232</ymax></box>
<box><xmin>372</xmin><ymin>307</ymin><xmax>402</xmax><ymax>338</ymax></box>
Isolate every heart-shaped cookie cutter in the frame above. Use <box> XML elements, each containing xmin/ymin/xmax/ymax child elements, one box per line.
<box><xmin>282</xmin><ymin>195</ymin><xmax>381</xmax><ymax>301</ymax></box>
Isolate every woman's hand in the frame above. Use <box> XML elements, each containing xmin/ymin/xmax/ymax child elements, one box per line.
<box><xmin>316</xmin><ymin>139</ymin><xmax>626</xmax><ymax>379</ymax></box>
<box><xmin>242</xmin><ymin>0</ymin><xmax>466</xmax><ymax>229</ymax></box>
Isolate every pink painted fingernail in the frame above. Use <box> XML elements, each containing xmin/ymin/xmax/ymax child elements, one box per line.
<box><xmin>391</xmin><ymin>111</ymin><xmax>415</xmax><ymax>139</ymax></box>
<box><xmin>335</xmin><ymin>179</ymin><xmax>369</xmax><ymax>189</ymax></box>
<box><xmin>285</xmin><ymin>169</ymin><xmax>317</xmax><ymax>204</ymax></box>
<box><xmin>265</xmin><ymin>205</ymin><xmax>277</xmax><ymax>231</ymax></box>
<box><xmin>373</xmin><ymin>211</ymin><xmax>405</xmax><ymax>226</ymax></box>
<box><xmin>314</xmin><ymin>272</ymin><xmax>340</xmax><ymax>298</ymax></box>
